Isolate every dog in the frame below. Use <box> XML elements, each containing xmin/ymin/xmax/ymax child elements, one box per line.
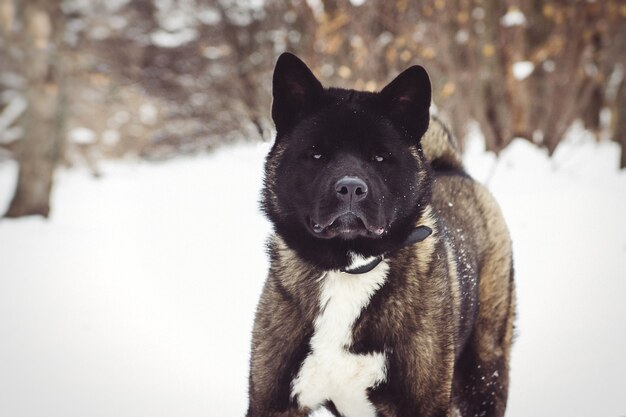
<box><xmin>247</xmin><ymin>52</ymin><xmax>515</xmax><ymax>417</ymax></box>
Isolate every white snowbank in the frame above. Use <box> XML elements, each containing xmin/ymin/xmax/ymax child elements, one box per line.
<box><xmin>0</xmin><ymin>131</ymin><xmax>625</xmax><ymax>417</ymax></box>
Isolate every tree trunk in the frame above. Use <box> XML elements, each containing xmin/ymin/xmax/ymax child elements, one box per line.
<box><xmin>477</xmin><ymin>0</ymin><xmax>511</xmax><ymax>153</ymax></box>
<box><xmin>615</xmin><ymin>78</ymin><xmax>626</xmax><ymax>169</ymax></box>
<box><xmin>4</xmin><ymin>1</ymin><xmax>65</xmax><ymax>218</ymax></box>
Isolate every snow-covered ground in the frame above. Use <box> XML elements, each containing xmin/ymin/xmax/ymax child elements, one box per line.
<box><xmin>1</xmin><ymin>130</ymin><xmax>625</xmax><ymax>417</ymax></box>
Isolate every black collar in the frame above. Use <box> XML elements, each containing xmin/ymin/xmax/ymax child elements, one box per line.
<box><xmin>341</xmin><ymin>226</ymin><xmax>432</xmax><ymax>274</ymax></box>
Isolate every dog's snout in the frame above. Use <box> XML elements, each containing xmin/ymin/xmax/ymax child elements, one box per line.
<box><xmin>335</xmin><ymin>176</ymin><xmax>368</xmax><ymax>202</ymax></box>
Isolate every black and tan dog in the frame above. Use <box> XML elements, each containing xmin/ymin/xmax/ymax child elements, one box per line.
<box><xmin>247</xmin><ymin>53</ymin><xmax>515</xmax><ymax>417</ymax></box>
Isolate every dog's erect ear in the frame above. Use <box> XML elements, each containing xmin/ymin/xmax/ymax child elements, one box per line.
<box><xmin>379</xmin><ymin>65</ymin><xmax>431</xmax><ymax>140</ymax></box>
<box><xmin>272</xmin><ymin>53</ymin><xmax>324</xmax><ymax>134</ymax></box>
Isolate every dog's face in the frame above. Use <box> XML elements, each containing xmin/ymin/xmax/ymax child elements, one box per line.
<box><xmin>263</xmin><ymin>53</ymin><xmax>433</xmax><ymax>269</ymax></box>
<box><xmin>277</xmin><ymin>106</ymin><xmax>422</xmax><ymax>241</ymax></box>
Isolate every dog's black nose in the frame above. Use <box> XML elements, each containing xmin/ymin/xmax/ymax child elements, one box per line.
<box><xmin>335</xmin><ymin>176</ymin><xmax>368</xmax><ymax>202</ymax></box>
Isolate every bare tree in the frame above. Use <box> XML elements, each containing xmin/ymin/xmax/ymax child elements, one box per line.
<box><xmin>3</xmin><ymin>0</ymin><xmax>66</xmax><ymax>218</ymax></box>
<box><xmin>2</xmin><ymin>0</ymin><xmax>624</xmax><ymax>213</ymax></box>
<box><xmin>615</xmin><ymin>77</ymin><xmax>626</xmax><ymax>169</ymax></box>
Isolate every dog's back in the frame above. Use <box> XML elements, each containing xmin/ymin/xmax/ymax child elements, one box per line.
<box><xmin>423</xmin><ymin>117</ymin><xmax>516</xmax><ymax>416</ymax></box>
<box><xmin>421</xmin><ymin>116</ymin><xmax>464</xmax><ymax>172</ymax></box>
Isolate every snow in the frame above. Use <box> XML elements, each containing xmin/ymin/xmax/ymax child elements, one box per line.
<box><xmin>150</xmin><ymin>28</ymin><xmax>198</xmax><ymax>48</ymax></box>
<box><xmin>455</xmin><ymin>29</ymin><xmax>470</xmax><ymax>44</ymax></box>
<box><xmin>512</xmin><ymin>61</ymin><xmax>534</xmax><ymax>80</ymax></box>
<box><xmin>139</xmin><ymin>103</ymin><xmax>158</xmax><ymax>125</ymax></box>
<box><xmin>197</xmin><ymin>7</ymin><xmax>222</xmax><ymax>25</ymax></box>
<box><xmin>202</xmin><ymin>46</ymin><xmax>231</xmax><ymax>60</ymax></box>
<box><xmin>501</xmin><ymin>8</ymin><xmax>527</xmax><ymax>27</ymax></box>
<box><xmin>1</xmin><ymin>131</ymin><xmax>626</xmax><ymax>417</ymax></box>
<box><xmin>69</xmin><ymin>127</ymin><xmax>97</xmax><ymax>144</ymax></box>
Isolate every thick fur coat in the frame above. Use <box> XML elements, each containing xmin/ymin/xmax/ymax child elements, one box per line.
<box><xmin>247</xmin><ymin>53</ymin><xmax>515</xmax><ymax>417</ymax></box>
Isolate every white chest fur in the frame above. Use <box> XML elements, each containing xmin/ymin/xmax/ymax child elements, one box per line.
<box><xmin>291</xmin><ymin>259</ymin><xmax>389</xmax><ymax>417</ymax></box>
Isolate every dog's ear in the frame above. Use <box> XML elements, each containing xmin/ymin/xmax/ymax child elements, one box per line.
<box><xmin>379</xmin><ymin>65</ymin><xmax>431</xmax><ymax>141</ymax></box>
<box><xmin>272</xmin><ymin>53</ymin><xmax>323</xmax><ymax>134</ymax></box>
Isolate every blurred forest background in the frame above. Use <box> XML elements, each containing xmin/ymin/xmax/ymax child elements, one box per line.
<box><xmin>0</xmin><ymin>0</ymin><xmax>625</xmax><ymax>218</ymax></box>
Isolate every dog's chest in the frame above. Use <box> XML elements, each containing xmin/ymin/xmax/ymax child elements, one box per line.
<box><xmin>291</xmin><ymin>262</ymin><xmax>388</xmax><ymax>417</ymax></box>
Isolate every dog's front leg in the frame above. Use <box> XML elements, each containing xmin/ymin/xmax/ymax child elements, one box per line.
<box><xmin>247</xmin><ymin>278</ymin><xmax>313</xmax><ymax>417</ymax></box>
<box><xmin>384</xmin><ymin>331</ymin><xmax>456</xmax><ymax>417</ymax></box>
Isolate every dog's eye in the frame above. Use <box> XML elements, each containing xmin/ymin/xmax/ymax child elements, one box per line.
<box><xmin>373</xmin><ymin>154</ymin><xmax>385</xmax><ymax>162</ymax></box>
<box><xmin>305</xmin><ymin>148</ymin><xmax>324</xmax><ymax>160</ymax></box>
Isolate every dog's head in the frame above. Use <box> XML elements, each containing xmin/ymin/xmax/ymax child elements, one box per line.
<box><xmin>262</xmin><ymin>53</ymin><xmax>433</xmax><ymax>269</ymax></box>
